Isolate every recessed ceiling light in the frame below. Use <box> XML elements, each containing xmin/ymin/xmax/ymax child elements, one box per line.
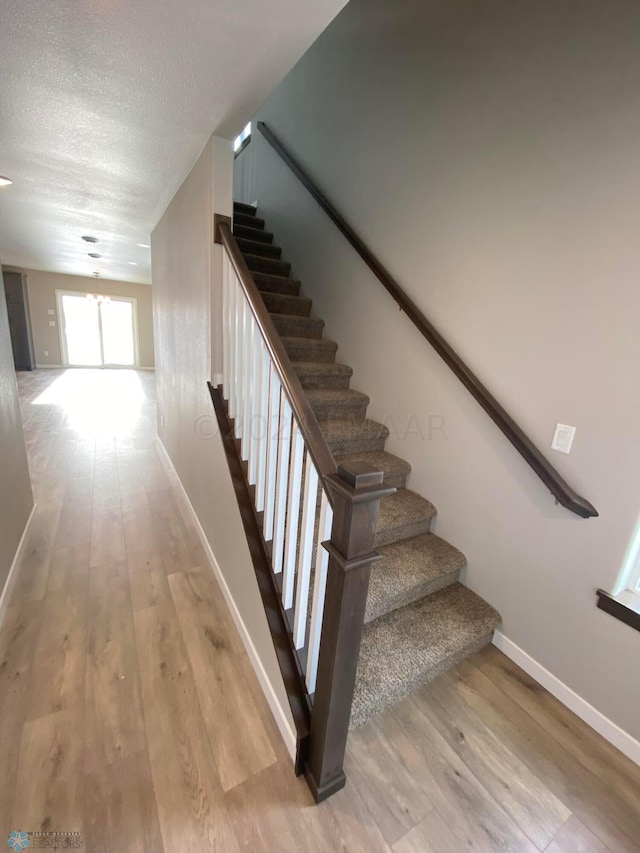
<box><xmin>136</xmin><ymin>243</ymin><xmax>150</xmax><ymax>249</ymax></box>
<box><xmin>82</xmin><ymin>235</ymin><xmax>99</xmax><ymax>244</ymax></box>
<box><xmin>0</xmin><ymin>176</ymin><xmax>13</xmax><ymax>187</ymax></box>
<box><xmin>128</xmin><ymin>261</ymin><xmax>138</xmax><ymax>265</ymax></box>
<box><xmin>88</xmin><ymin>252</ymin><xmax>102</xmax><ymax>259</ymax></box>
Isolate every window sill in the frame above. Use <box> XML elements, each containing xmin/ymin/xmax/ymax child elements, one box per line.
<box><xmin>596</xmin><ymin>588</ymin><xmax>640</xmax><ymax>632</ymax></box>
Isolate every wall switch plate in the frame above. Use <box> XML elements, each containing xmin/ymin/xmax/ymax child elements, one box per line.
<box><xmin>47</xmin><ymin>309</ymin><xmax>55</xmax><ymax>315</ymax></box>
<box><xmin>551</xmin><ymin>423</ymin><xmax>576</xmax><ymax>454</ymax></box>
<box><xmin>160</xmin><ymin>414</ymin><xmax>164</xmax><ymax>427</ymax></box>
<box><xmin>44</xmin><ymin>350</ymin><xmax>48</xmax><ymax>357</ymax></box>
<box><xmin>48</xmin><ymin>320</ymin><xmax>56</xmax><ymax>327</ymax></box>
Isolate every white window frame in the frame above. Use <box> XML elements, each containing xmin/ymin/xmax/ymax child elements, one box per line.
<box><xmin>56</xmin><ymin>289</ymin><xmax>140</xmax><ymax>369</ymax></box>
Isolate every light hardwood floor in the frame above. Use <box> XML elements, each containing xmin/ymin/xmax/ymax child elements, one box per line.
<box><xmin>1</xmin><ymin>368</ymin><xmax>639</xmax><ymax>852</ymax></box>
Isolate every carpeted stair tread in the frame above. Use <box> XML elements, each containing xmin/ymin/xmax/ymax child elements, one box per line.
<box><xmin>233</xmin><ymin>223</ymin><xmax>274</xmax><ymax>244</ymax></box>
<box><xmin>294</xmin><ymin>362</ymin><xmax>353</xmax><ymax>390</ymax></box>
<box><xmin>261</xmin><ymin>291</ymin><xmax>311</xmax><ymax>317</ymax></box>
<box><xmin>244</xmin><ymin>252</ymin><xmax>291</xmax><ymax>277</ymax></box>
<box><xmin>234</xmin><ymin>212</ymin><xmax>265</xmax><ymax>229</ymax></box>
<box><xmin>374</xmin><ymin>488</ymin><xmax>436</xmax><ymax>548</ymax></box>
<box><xmin>305</xmin><ymin>388</ymin><xmax>370</xmax><ymax>422</ymax></box>
<box><xmin>366</xmin><ymin>533</ymin><xmax>466</xmax><ymax>623</ymax></box>
<box><xmin>270</xmin><ymin>314</ymin><xmax>324</xmax><ymax>340</ymax></box>
<box><xmin>233</xmin><ymin>202</ymin><xmax>257</xmax><ymax>216</ymax></box>
<box><xmin>254</xmin><ymin>272</ymin><xmax>301</xmax><ymax>297</ymax></box>
<box><xmin>282</xmin><ymin>336</ymin><xmax>338</xmax><ymax>364</ymax></box>
<box><xmin>335</xmin><ymin>450</ymin><xmax>411</xmax><ymax>490</ymax></box>
<box><xmin>235</xmin><ymin>237</ymin><xmax>282</xmax><ymax>259</ymax></box>
<box><xmin>320</xmin><ymin>417</ymin><xmax>389</xmax><ymax>455</ymax></box>
<box><xmin>351</xmin><ymin>583</ymin><xmax>500</xmax><ymax>727</ymax></box>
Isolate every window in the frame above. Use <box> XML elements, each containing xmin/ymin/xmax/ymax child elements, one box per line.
<box><xmin>233</xmin><ymin>122</ymin><xmax>251</xmax><ymax>157</ymax></box>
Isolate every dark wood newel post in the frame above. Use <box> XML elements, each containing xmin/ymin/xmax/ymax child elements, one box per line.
<box><xmin>304</xmin><ymin>461</ymin><xmax>395</xmax><ymax>802</ymax></box>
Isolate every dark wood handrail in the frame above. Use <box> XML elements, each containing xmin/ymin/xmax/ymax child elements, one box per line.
<box><xmin>216</xmin><ymin>218</ymin><xmax>337</xmax><ymax>483</ymax></box>
<box><xmin>257</xmin><ymin>121</ymin><xmax>598</xmax><ymax>519</ymax></box>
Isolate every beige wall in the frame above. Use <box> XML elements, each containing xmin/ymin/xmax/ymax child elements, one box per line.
<box><xmin>235</xmin><ymin>0</ymin><xmax>640</xmax><ymax>741</ymax></box>
<box><xmin>151</xmin><ymin>138</ymin><xmax>295</xmax><ymax>744</ymax></box>
<box><xmin>0</xmin><ymin>265</ymin><xmax>34</xmax><ymax>601</ymax></box>
<box><xmin>4</xmin><ymin>268</ymin><xmax>155</xmax><ymax>368</ymax></box>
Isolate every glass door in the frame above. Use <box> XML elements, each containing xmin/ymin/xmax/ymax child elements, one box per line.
<box><xmin>58</xmin><ymin>292</ymin><xmax>137</xmax><ymax>368</ymax></box>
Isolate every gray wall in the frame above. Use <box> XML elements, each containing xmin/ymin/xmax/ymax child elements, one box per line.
<box><xmin>235</xmin><ymin>0</ymin><xmax>640</xmax><ymax>740</ymax></box>
<box><xmin>0</xmin><ymin>266</ymin><xmax>34</xmax><ymax>599</ymax></box>
<box><xmin>151</xmin><ymin>138</ymin><xmax>294</xmax><ymax>741</ymax></box>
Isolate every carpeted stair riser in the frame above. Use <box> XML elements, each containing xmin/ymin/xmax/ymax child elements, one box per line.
<box><xmin>244</xmin><ymin>253</ymin><xmax>291</xmax><ymax>277</ymax></box>
<box><xmin>282</xmin><ymin>336</ymin><xmax>338</xmax><ymax>364</ymax></box>
<box><xmin>294</xmin><ymin>362</ymin><xmax>353</xmax><ymax>391</ymax></box>
<box><xmin>306</xmin><ymin>389</ymin><xmax>370</xmax><ymax>422</ymax></box>
<box><xmin>233</xmin><ymin>223</ymin><xmax>274</xmax><ymax>244</ymax></box>
<box><xmin>234</xmin><ymin>212</ymin><xmax>265</xmax><ymax>229</ymax></box>
<box><xmin>350</xmin><ymin>584</ymin><xmax>500</xmax><ymax>728</ymax></box>
<box><xmin>374</xmin><ymin>489</ymin><xmax>436</xmax><ymax>548</ymax></box>
<box><xmin>270</xmin><ymin>314</ymin><xmax>324</xmax><ymax>340</ymax></box>
<box><xmin>234</xmin><ymin>201</ymin><xmax>258</xmax><ymax>216</ymax></box>
<box><xmin>254</xmin><ymin>274</ymin><xmax>301</xmax><ymax>297</ymax></box>
<box><xmin>365</xmin><ymin>533</ymin><xmax>466</xmax><ymax>623</ymax></box>
<box><xmin>320</xmin><ymin>417</ymin><xmax>389</xmax><ymax>456</ymax></box>
<box><xmin>261</xmin><ymin>291</ymin><xmax>311</xmax><ymax>317</ymax></box>
<box><xmin>235</xmin><ymin>237</ymin><xmax>281</xmax><ymax>259</ymax></box>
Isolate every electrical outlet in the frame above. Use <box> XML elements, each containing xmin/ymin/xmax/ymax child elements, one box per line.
<box><xmin>44</xmin><ymin>350</ymin><xmax>48</xmax><ymax>357</ymax></box>
<box><xmin>47</xmin><ymin>309</ymin><xmax>54</xmax><ymax>315</ymax></box>
<box><xmin>160</xmin><ymin>414</ymin><xmax>165</xmax><ymax>427</ymax></box>
<box><xmin>551</xmin><ymin>423</ymin><xmax>576</xmax><ymax>454</ymax></box>
<box><xmin>49</xmin><ymin>320</ymin><xmax>56</xmax><ymax>327</ymax></box>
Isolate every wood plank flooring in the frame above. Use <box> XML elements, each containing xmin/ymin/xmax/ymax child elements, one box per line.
<box><xmin>1</xmin><ymin>368</ymin><xmax>639</xmax><ymax>852</ymax></box>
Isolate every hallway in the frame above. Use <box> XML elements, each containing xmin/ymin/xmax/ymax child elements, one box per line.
<box><xmin>1</xmin><ymin>369</ymin><xmax>639</xmax><ymax>852</ymax></box>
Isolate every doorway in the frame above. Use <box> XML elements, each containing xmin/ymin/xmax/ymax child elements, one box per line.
<box><xmin>57</xmin><ymin>290</ymin><xmax>138</xmax><ymax>368</ymax></box>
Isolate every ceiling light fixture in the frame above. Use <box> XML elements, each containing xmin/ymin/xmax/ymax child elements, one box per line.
<box><xmin>88</xmin><ymin>252</ymin><xmax>102</xmax><ymax>259</ymax></box>
<box><xmin>82</xmin><ymin>235</ymin><xmax>99</xmax><ymax>244</ymax></box>
<box><xmin>0</xmin><ymin>176</ymin><xmax>13</xmax><ymax>187</ymax></box>
<box><xmin>128</xmin><ymin>261</ymin><xmax>137</xmax><ymax>265</ymax></box>
<box><xmin>93</xmin><ymin>271</ymin><xmax>101</xmax><ymax>277</ymax></box>
<box><xmin>136</xmin><ymin>243</ymin><xmax>150</xmax><ymax>249</ymax></box>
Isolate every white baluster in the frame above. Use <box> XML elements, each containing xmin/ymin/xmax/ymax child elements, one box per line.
<box><xmin>248</xmin><ymin>321</ymin><xmax>262</xmax><ymax>488</ymax></box>
<box><xmin>222</xmin><ymin>254</ymin><xmax>229</xmax><ymax>393</ymax></box>
<box><xmin>293</xmin><ymin>454</ymin><xmax>319</xmax><ymax>649</ymax></box>
<box><xmin>254</xmin><ymin>340</ymin><xmax>270</xmax><ymax>513</ymax></box>
<box><xmin>241</xmin><ymin>302</ymin><xmax>253</xmax><ymax>462</ymax></box>
<box><xmin>228</xmin><ymin>267</ymin><xmax>237</xmax><ymax>419</ymax></box>
<box><xmin>272</xmin><ymin>396</ymin><xmax>293</xmax><ymax>574</ymax></box>
<box><xmin>234</xmin><ymin>281</ymin><xmax>244</xmax><ymax>438</ymax></box>
<box><xmin>306</xmin><ymin>493</ymin><xmax>333</xmax><ymax>694</ymax></box>
<box><xmin>282</xmin><ymin>422</ymin><xmax>304</xmax><ymax>609</ymax></box>
<box><xmin>263</xmin><ymin>370</ymin><xmax>280</xmax><ymax>541</ymax></box>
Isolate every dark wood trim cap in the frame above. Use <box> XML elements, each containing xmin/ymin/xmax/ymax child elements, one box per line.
<box><xmin>596</xmin><ymin>588</ymin><xmax>640</xmax><ymax>632</ymax></box>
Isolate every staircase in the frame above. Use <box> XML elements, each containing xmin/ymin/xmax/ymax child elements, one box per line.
<box><xmin>232</xmin><ymin>201</ymin><xmax>500</xmax><ymax>728</ymax></box>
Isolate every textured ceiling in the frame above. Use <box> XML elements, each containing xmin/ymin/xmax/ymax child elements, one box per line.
<box><xmin>0</xmin><ymin>0</ymin><xmax>346</xmax><ymax>284</ymax></box>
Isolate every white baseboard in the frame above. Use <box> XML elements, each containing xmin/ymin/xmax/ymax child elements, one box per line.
<box><xmin>155</xmin><ymin>438</ymin><xmax>297</xmax><ymax>762</ymax></box>
<box><xmin>0</xmin><ymin>503</ymin><xmax>37</xmax><ymax>630</ymax></box>
<box><xmin>493</xmin><ymin>630</ymin><xmax>640</xmax><ymax>766</ymax></box>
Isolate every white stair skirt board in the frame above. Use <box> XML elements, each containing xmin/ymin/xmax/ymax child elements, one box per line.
<box><xmin>0</xmin><ymin>503</ymin><xmax>37</xmax><ymax>631</ymax></box>
<box><xmin>493</xmin><ymin>631</ymin><xmax>640</xmax><ymax>767</ymax></box>
<box><xmin>155</xmin><ymin>438</ymin><xmax>298</xmax><ymax>762</ymax></box>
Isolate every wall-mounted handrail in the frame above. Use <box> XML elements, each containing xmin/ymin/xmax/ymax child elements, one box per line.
<box><xmin>216</xmin><ymin>217</ymin><xmax>337</xmax><ymax>483</ymax></box>
<box><xmin>257</xmin><ymin>121</ymin><xmax>598</xmax><ymax>519</ymax></box>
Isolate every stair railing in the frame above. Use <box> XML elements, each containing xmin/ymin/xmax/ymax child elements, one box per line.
<box><xmin>210</xmin><ymin>215</ymin><xmax>394</xmax><ymax>801</ymax></box>
<box><xmin>255</xmin><ymin>121</ymin><xmax>598</xmax><ymax>520</ymax></box>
